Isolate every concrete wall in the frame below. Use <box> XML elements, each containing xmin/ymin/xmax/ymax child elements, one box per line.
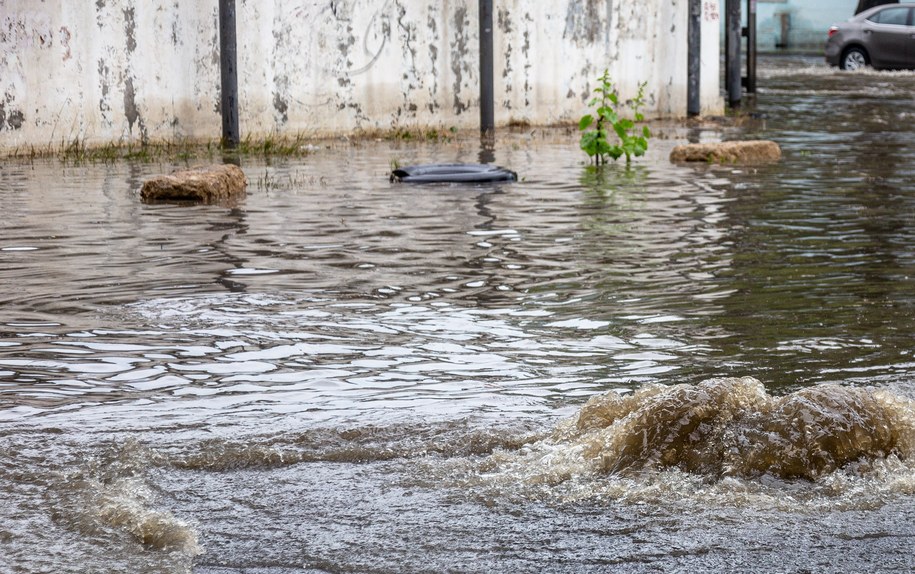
<box><xmin>756</xmin><ymin>0</ymin><xmax>858</xmax><ymax>51</ymax></box>
<box><xmin>0</xmin><ymin>0</ymin><xmax>723</xmax><ymax>153</ymax></box>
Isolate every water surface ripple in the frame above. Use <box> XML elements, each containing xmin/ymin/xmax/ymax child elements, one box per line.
<box><xmin>2</xmin><ymin>56</ymin><xmax>915</xmax><ymax>573</ymax></box>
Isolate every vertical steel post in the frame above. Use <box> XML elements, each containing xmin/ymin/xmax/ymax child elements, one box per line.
<box><xmin>725</xmin><ymin>0</ymin><xmax>742</xmax><ymax>107</ymax></box>
<box><xmin>479</xmin><ymin>0</ymin><xmax>495</xmax><ymax>134</ymax></box>
<box><xmin>687</xmin><ymin>0</ymin><xmax>701</xmax><ymax>116</ymax></box>
<box><xmin>746</xmin><ymin>0</ymin><xmax>757</xmax><ymax>94</ymax></box>
<box><xmin>219</xmin><ymin>0</ymin><xmax>240</xmax><ymax>148</ymax></box>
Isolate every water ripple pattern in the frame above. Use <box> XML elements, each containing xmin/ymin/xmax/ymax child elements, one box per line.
<box><xmin>1</xmin><ymin>295</ymin><xmax>707</xmax><ymax>427</ymax></box>
<box><xmin>3</xmin><ymin>56</ymin><xmax>915</xmax><ymax>573</ymax></box>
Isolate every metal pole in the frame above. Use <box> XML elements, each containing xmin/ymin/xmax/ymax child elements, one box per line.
<box><xmin>746</xmin><ymin>0</ymin><xmax>757</xmax><ymax>93</ymax></box>
<box><xmin>687</xmin><ymin>0</ymin><xmax>701</xmax><ymax>116</ymax></box>
<box><xmin>479</xmin><ymin>0</ymin><xmax>495</xmax><ymax>135</ymax></box>
<box><xmin>219</xmin><ymin>0</ymin><xmax>240</xmax><ymax>148</ymax></box>
<box><xmin>725</xmin><ymin>0</ymin><xmax>742</xmax><ymax>108</ymax></box>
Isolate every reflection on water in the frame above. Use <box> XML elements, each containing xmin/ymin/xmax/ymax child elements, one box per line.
<box><xmin>3</xmin><ymin>56</ymin><xmax>915</xmax><ymax>573</ymax></box>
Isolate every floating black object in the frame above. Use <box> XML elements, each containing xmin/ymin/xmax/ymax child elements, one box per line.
<box><xmin>390</xmin><ymin>163</ymin><xmax>517</xmax><ymax>183</ymax></box>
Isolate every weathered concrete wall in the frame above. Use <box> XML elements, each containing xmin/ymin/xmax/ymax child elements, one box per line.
<box><xmin>0</xmin><ymin>0</ymin><xmax>723</xmax><ymax>153</ymax></box>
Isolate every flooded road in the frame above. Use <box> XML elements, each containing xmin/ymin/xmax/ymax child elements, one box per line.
<box><xmin>3</xmin><ymin>55</ymin><xmax>915</xmax><ymax>573</ymax></box>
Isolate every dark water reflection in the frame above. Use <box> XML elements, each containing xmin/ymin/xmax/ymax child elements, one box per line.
<box><xmin>2</xmin><ymin>56</ymin><xmax>915</xmax><ymax>573</ymax></box>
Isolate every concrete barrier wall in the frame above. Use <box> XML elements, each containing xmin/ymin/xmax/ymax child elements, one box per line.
<box><xmin>0</xmin><ymin>0</ymin><xmax>722</xmax><ymax>153</ymax></box>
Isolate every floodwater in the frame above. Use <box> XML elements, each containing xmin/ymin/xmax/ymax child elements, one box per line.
<box><xmin>3</xmin><ymin>55</ymin><xmax>915</xmax><ymax>573</ymax></box>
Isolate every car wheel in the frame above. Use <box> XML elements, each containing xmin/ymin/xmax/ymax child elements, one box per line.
<box><xmin>840</xmin><ymin>47</ymin><xmax>869</xmax><ymax>71</ymax></box>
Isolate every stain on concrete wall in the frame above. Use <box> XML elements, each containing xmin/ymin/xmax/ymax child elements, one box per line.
<box><xmin>0</xmin><ymin>0</ymin><xmax>721</xmax><ymax>153</ymax></box>
<box><xmin>450</xmin><ymin>5</ymin><xmax>471</xmax><ymax>116</ymax></box>
<box><xmin>564</xmin><ymin>0</ymin><xmax>613</xmax><ymax>45</ymax></box>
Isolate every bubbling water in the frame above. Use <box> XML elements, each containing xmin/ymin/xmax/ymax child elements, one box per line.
<box><xmin>479</xmin><ymin>378</ymin><xmax>915</xmax><ymax>500</ymax></box>
<box><xmin>569</xmin><ymin>377</ymin><xmax>913</xmax><ymax>480</ymax></box>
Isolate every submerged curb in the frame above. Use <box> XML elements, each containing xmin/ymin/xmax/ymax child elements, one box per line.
<box><xmin>670</xmin><ymin>140</ymin><xmax>781</xmax><ymax>164</ymax></box>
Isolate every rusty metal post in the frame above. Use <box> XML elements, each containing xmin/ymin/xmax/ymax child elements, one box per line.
<box><xmin>725</xmin><ymin>0</ymin><xmax>742</xmax><ymax>107</ymax></box>
<box><xmin>687</xmin><ymin>0</ymin><xmax>701</xmax><ymax>116</ymax></box>
<box><xmin>745</xmin><ymin>0</ymin><xmax>757</xmax><ymax>94</ymax></box>
<box><xmin>479</xmin><ymin>0</ymin><xmax>495</xmax><ymax>135</ymax></box>
<box><xmin>219</xmin><ymin>0</ymin><xmax>240</xmax><ymax>148</ymax></box>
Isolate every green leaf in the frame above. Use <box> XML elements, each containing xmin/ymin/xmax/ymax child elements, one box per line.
<box><xmin>613</xmin><ymin>122</ymin><xmax>632</xmax><ymax>140</ymax></box>
<box><xmin>632</xmin><ymin>139</ymin><xmax>647</xmax><ymax>156</ymax></box>
<box><xmin>580</xmin><ymin>131</ymin><xmax>600</xmax><ymax>157</ymax></box>
<box><xmin>579</xmin><ymin>114</ymin><xmax>594</xmax><ymax>131</ymax></box>
<box><xmin>597</xmin><ymin>106</ymin><xmax>617</xmax><ymax>124</ymax></box>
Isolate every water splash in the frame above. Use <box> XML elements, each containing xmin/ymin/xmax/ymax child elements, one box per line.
<box><xmin>46</xmin><ymin>440</ymin><xmax>202</xmax><ymax>556</ymax></box>
<box><xmin>475</xmin><ymin>377</ymin><xmax>915</xmax><ymax>507</ymax></box>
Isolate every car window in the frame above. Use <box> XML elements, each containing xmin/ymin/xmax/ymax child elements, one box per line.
<box><xmin>866</xmin><ymin>7</ymin><xmax>911</xmax><ymax>25</ymax></box>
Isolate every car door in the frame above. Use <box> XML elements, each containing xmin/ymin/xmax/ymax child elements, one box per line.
<box><xmin>862</xmin><ymin>6</ymin><xmax>914</xmax><ymax>68</ymax></box>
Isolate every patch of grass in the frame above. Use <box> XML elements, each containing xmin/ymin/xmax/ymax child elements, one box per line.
<box><xmin>1</xmin><ymin>132</ymin><xmax>332</xmax><ymax>164</ymax></box>
<box><xmin>51</xmin><ymin>136</ymin><xmax>206</xmax><ymax>164</ymax></box>
<box><xmin>253</xmin><ymin>168</ymin><xmax>329</xmax><ymax>192</ymax></box>
<box><xmin>352</xmin><ymin>125</ymin><xmax>459</xmax><ymax>143</ymax></box>
<box><xmin>237</xmin><ymin>132</ymin><xmax>317</xmax><ymax>156</ymax></box>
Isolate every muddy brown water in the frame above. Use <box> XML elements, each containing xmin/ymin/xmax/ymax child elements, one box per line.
<box><xmin>3</xmin><ymin>55</ymin><xmax>915</xmax><ymax>573</ymax></box>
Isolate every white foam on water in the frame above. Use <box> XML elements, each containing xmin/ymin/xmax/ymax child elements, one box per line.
<box><xmin>467</xmin><ymin>377</ymin><xmax>915</xmax><ymax>511</ymax></box>
<box><xmin>46</xmin><ymin>440</ymin><xmax>202</xmax><ymax>557</ymax></box>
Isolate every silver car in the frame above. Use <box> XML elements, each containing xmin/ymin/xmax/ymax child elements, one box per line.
<box><xmin>825</xmin><ymin>3</ymin><xmax>915</xmax><ymax>70</ymax></box>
